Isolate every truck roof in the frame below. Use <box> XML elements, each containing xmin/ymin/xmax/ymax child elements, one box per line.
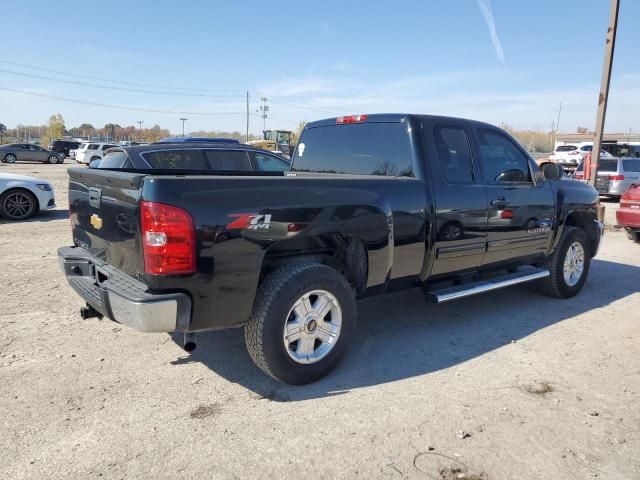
<box><xmin>306</xmin><ymin>113</ymin><xmax>497</xmax><ymax>129</ymax></box>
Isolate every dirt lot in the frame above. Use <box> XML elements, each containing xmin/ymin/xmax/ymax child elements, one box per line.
<box><xmin>1</xmin><ymin>161</ymin><xmax>639</xmax><ymax>479</ymax></box>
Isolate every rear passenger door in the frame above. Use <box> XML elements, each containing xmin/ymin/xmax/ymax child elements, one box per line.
<box><xmin>473</xmin><ymin>128</ymin><xmax>555</xmax><ymax>267</ymax></box>
<box><xmin>423</xmin><ymin>120</ymin><xmax>488</xmax><ymax>276</ymax></box>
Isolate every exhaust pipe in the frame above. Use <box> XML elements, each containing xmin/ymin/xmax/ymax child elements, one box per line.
<box><xmin>183</xmin><ymin>332</ymin><xmax>197</xmax><ymax>352</ymax></box>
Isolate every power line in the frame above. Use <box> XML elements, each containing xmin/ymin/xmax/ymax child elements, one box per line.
<box><xmin>0</xmin><ymin>68</ymin><xmax>244</xmax><ymax>98</ymax></box>
<box><xmin>266</xmin><ymin>96</ymin><xmax>340</xmax><ymax>115</ymax></box>
<box><xmin>0</xmin><ymin>86</ymin><xmax>245</xmax><ymax>116</ymax></box>
<box><xmin>0</xmin><ymin>59</ymin><xmax>236</xmax><ymax>93</ymax></box>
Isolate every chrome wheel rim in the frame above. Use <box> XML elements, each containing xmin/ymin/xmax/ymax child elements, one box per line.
<box><xmin>49</xmin><ymin>156</ymin><xmax>58</xmax><ymax>164</ymax></box>
<box><xmin>3</xmin><ymin>192</ymin><xmax>34</xmax><ymax>219</ymax></box>
<box><xmin>5</xmin><ymin>154</ymin><xmax>16</xmax><ymax>163</ymax></box>
<box><xmin>283</xmin><ymin>289</ymin><xmax>342</xmax><ymax>364</ymax></box>
<box><xmin>563</xmin><ymin>241</ymin><xmax>585</xmax><ymax>286</ymax></box>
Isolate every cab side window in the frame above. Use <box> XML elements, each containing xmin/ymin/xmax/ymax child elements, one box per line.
<box><xmin>477</xmin><ymin>129</ymin><xmax>532</xmax><ymax>184</ymax></box>
<box><xmin>434</xmin><ymin>126</ymin><xmax>474</xmax><ymax>183</ymax></box>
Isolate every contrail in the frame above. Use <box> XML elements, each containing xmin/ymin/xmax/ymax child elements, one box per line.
<box><xmin>476</xmin><ymin>0</ymin><xmax>506</xmax><ymax>66</ymax></box>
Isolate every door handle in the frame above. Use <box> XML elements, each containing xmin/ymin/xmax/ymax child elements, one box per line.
<box><xmin>490</xmin><ymin>196</ymin><xmax>508</xmax><ymax>207</ymax></box>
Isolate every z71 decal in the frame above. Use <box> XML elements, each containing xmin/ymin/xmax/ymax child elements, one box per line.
<box><xmin>226</xmin><ymin>213</ymin><xmax>272</xmax><ymax>230</ymax></box>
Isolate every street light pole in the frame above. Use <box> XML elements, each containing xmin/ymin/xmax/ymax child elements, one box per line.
<box><xmin>180</xmin><ymin>118</ymin><xmax>188</xmax><ymax>138</ymax></box>
<box><xmin>589</xmin><ymin>0</ymin><xmax>620</xmax><ymax>187</ymax></box>
<box><xmin>137</xmin><ymin>120</ymin><xmax>144</xmax><ymax>141</ymax></box>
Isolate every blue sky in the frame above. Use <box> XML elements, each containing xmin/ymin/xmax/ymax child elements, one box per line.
<box><xmin>1</xmin><ymin>0</ymin><xmax>639</xmax><ymax>135</ymax></box>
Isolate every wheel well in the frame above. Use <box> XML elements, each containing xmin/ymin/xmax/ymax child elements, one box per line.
<box><xmin>259</xmin><ymin>234</ymin><xmax>368</xmax><ymax>296</ymax></box>
<box><xmin>564</xmin><ymin>212</ymin><xmax>599</xmax><ymax>256</ymax></box>
<box><xmin>0</xmin><ymin>187</ymin><xmax>40</xmax><ymax>211</ymax></box>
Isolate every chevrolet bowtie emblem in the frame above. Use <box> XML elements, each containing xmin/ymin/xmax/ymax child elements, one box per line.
<box><xmin>90</xmin><ymin>214</ymin><xmax>103</xmax><ymax>230</ymax></box>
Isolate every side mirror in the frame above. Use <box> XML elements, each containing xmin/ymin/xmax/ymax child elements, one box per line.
<box><xmin>540</xmin><ymin>161</ymin><xmax>562</xmax><ymax>181</ymax></box>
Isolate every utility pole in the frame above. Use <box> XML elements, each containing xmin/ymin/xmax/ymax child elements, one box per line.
<box><xmin>589</xmin><ymin>0</ymin><xmax>620</xmax><ymax>187</ymax></box>
<box><xmin>180</xmin><ymin>118</ymin><xmax>188</xmax><ymax>137</ymax></box>
<box><xmin>554</xmin><ymin>102</ymin><xmax>562</xmax><ymax>148</ymax></box>
<box><xmin>245</xmin><ymin>91</ymin><xmax>250</xmax><ymax>143</ymax></box>
<box><xmin>137</xmin><ymin>120</ymin><xmax>144</xmax><ymax>141</ymax></box>
<box><xmin>259</xmin><ymin>97</ymin><xmax>269</xmax><ymax>132</ymax></box>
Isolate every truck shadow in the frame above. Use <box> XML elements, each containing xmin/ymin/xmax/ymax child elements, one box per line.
<box><xmin>170</xmin><ymin>258</ymin><xmax>639</xmax><ymax>401</ymax></box>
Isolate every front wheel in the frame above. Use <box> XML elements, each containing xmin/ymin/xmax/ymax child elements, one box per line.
<box><xmin>539</xmin><ymin>226</ymin><xmax>591</xmax><ymax>298</ymax></box>
<box><xmin>3</xmin><ymin>153</ymin><xmax>17</xmax><ymax>163</ymax></box>
<box><xmin>245</xmin><ymin>263</ymin><xmax>357</xmax><ymax>385</ymax></box>
<box><xmin>47</xmin><ymin>155</ymin><xmax>59</xmax><ymax>164</ymax></box>
<box><xmin>0</xmin><ymin>189</ymin><xmax>37</xmax><ymax>220</ymax></box>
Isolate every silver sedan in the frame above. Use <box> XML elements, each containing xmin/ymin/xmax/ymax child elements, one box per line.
<box><xmin>0</xmin><ymin>143</ymin><xmax>64</xmax><ymax>164</ymax></box>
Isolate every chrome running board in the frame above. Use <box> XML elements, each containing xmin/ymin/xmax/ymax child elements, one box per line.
<box><xmin>426</xmin><ymin>268</ymin><xmax>550</xmax><ymax>304</ymax></box>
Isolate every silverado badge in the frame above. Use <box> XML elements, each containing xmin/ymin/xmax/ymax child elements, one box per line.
<box><xmin>90</xmin><ymin>214</ymin><xmax>103</xmax><ymax>230</ymax></box>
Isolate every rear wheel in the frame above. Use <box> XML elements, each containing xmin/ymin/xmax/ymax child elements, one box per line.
<box><xmin>3</xmin><ymin>153</ymin><xmax>16</xmax><ymax>164</ymax></box>
<box><xmin>245</xmin><ymin>263</ymin><xmax>357</xmax><ymax>384</ymax></box>
<box><xmin>539</xmin><ymin>227</ymin><xmax>591</xmax><ymax>298</ymax></box>
<box><xmin>626</xmin><ymin>229</ymin><xmax>640</xmax><ymax>242</ymax></box>
<box><xmin>0</xmin><ymin>189</ymin><xmax>37</xmax><ymax>220</ymax></box>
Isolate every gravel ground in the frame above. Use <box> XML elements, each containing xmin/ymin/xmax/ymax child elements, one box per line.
<box><xmin>1</xmin><ymin>161</ymin><xmax>639</xmax><ymax>480</ymax></box>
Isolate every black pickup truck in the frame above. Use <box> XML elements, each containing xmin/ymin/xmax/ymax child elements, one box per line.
<box><xmin>59</xmin><ymin>114</ymin><xmax>603</xmax><ymax>384</ymax></box>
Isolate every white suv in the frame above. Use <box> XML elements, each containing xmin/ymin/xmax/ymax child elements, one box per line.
<box><xmin>75</xmin><ymin>143</ymin><xmax>118</xmax><ymax>164</ymax></box>
<box><xmin>550</xmin><ymin>143</ymin><xmax>613</xmax><ymax>172</ymax></box>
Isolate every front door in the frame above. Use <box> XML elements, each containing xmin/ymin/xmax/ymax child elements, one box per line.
<box><xmin>473</xmin><ymin>127</ymin><xmax>555</xmax><ymax>268</ymax></box>
<box><xmin>422</xmin><ymin>120</ymin><xmax>488</xmax><ymax>276</ymax></box>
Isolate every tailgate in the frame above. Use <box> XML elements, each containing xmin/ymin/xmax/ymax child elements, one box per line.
<box><xmin>68</xmin><ymin>168</ymin><xmax>147</xmax><ymax>277</ymax></box>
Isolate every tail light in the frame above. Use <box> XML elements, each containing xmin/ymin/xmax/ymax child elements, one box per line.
<box><xmin>140</xmin><ymin>201</ymin><xmax>195</xmax><ymax>275</ymax></box>
<box><xmin>609</xmin><ymin>175</ymin><xmax>625</xmax><ymax>181</ymax></box>
<box><xmin>336</xmin><ymin>114</ymin><xmax>367</xmax><ymax>124</ymax></box>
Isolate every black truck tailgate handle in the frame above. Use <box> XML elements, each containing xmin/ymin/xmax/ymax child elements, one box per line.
<box><xmin>88</xmin><ymin>187</ymin><xmax>102</xmax><ymax>208</ymax></box>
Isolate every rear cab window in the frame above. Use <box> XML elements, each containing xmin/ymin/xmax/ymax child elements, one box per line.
<box><xmin>292</xmin><ymin>121</ymin><xmax>414</xmax><ymax>176</ymax></box>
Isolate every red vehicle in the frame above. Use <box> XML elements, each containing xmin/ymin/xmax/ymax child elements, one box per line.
<box><xmin>617</xmin><ymin>184</ymin><xmax>640</xmax><ymax>241</ymax></box>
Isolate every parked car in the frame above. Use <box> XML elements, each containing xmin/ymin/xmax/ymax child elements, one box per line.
<box><xmin>0</xmin><ymin>172</ymin><xmax>56</xmax><ymax>220</ymax></box>
<box><xmin>0</xmin><ymin>144</ymin><xmax>64</xmax><ymax>164</ymax></box>
<box><xmin>75</xmin><ymin>143</ymin><xmax>118</xmax><ymax>164</ymax></box>
<box><xmin>48</xmin><ymin>140</ymin><xmax>81</xmax><ymax>157</ymax></box>
<box><xmin>58</xmin><ymin>113</ymin><xmax>603</xmax><ymax>385</ymax></box>
<box><xmin>574</xmin><ymin>157</ymin><xmax>640</xmax><ymax>199</ymax></box>
<box><xmin>69</xmin><ymin>142</ymin><xmax>86</xmax><ymax>160</ymax></box>
<box><xmin>616</xmin><ymin>183</ymin><xmax>640</xmax><ymax>242</ymax></box>
<box><xmin>602</xmin><ymin>142</ymin><xmax>640</xmax><ymax>158</ymax></box>
<box><xmin>550</xmin><ymin>144</ymin><xmax>613</xmax><ymax>173</ymax></box>
<box><xmin>90</xmin><ymin>142</ymin><xmax>291</xmax><ymax>171</ymax></box>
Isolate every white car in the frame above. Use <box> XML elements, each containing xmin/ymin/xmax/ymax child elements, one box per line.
<box><xmin>0</xmin><ymin>173</ymin><xmax>56</xmax><ymax>220</ymax></box>
<box><xmin>75</xmin><ymin>142</ymin><xmax>118</xmax><ymax>164</ymax></box>
<box><xmin>550</xmin><ymin>143</ymin><xmax>613</xmax><ymax>172</ymax></box>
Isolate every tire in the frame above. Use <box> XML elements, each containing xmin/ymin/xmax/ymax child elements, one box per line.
<box><xmin>245</xmin><ymin>263</ymin><xmax>357</xmax><ymax>385</ymax></box>
<box><xmin>47</xmin><ymin>155</ymin><xmax>59</xmax><ymax>164</ymax></box>
<box><xmin>539</xmin><ymin>226</ymin><xmax>591</xmax><ymax>298</ymax></box>
<box><xmin>0</xmin><ymin>189</ymin><xmax>37</xmax><ymax>220</ymax></box>
<box><xmin>626</xmin><ymin>229</ymin><xmax>640</xmax><ymax>242</ymax></box>
<box><xmin>4</xmin><ymin>153</ymin><xmax>16</xmax><ymax>164</ymax></box>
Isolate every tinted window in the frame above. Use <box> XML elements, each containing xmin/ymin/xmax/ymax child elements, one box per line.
<box><xmin>580</xmin><ymin>145</ymin><xmax>592</xmax><ymax>151</ymax></box>
<box><xmin>293</xmin><ymin>123</ymin><xmax>414</xmax><ymax>177</ymax></box>
<box><xmin>254</xmin><ymin>152</ymin><xmax>290</xmax><ymax>171</ymax></box>
<box><xmin>143</xmin><ymin>149</ymin><xmax>207</xmax><ymax>169</ymax></box>
<box><xmin>622</xmin><ymin>159</ymin><xmax>640</xmax><ymax>172</ymax></box>
<box><xmin>102</xmin><ymin>144</ymin><xmax>117</xmax><ymax>150</ymax></box>
<box><xmin>597</xmin><ymin>159</ymin><xmax>618</xmax><ymax>172</ymax></box>
<box><xmin>556</xmin><ymin>145</ymin><xmax>577</xmax><ymax>152</ymax></box>
<box><xmin>88</xmin><ymin>144</ymin><xmax>99</xmax><ymax>150</ymax></box>
<box><xmin>79</xmin><ymin>143</ymin><xmax>88</xmax><ymax>150</ymax></box>
<box><xmin>203</xmin><ymin>150</ymin><xmax>251</xmax><ymax>170</ymax></box>
<box><xmin>98</xmin><ymin>151</ymin><xmax>131</xmax><ymax>169</ymax></box>
<box><xmin>434</xmin><ymin>126</ymin><xmax>474</xmax><ymax>183</ymax></box>
<box><xmin>477</xmin><ymin>129</ymin><xmax>532</xmax><ymax>183</ymax></box>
